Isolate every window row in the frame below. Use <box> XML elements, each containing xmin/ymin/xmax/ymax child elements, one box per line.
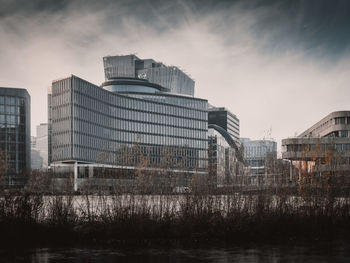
<box><xmin>74</xmin><ymin>120</ymin><xmax>207</xmax><ymax>140</ymax></box>
<box><xmin>0</xmin><ymin>133</ymin><xmax>26</xmax><ymax>141</ymax></box>
<box><xmin>68</xmin><ymin>132</ymin><xmax>208</xmax><ymax>150</ymax></box>
<box><xmin>73</xmin><ymin>92</ymin><xmax>206</xmax><ymax>121</ymax></box>
<box><xmin>0</xmin><ymin>96</ymin><xmax>25</xmax><ymax>106</ymax></box>
<box><xmin>0</xmin><ymin>114</ymin><xmax>25</xmax><ymax>125</ymax></box>
<box><xmin>286</xmin><ymin>143</ymin><xmax>350</xmax><ymax>152</ymax></box>
<box><xmin>0</xmin><ymin>143</ymin><xmax>26</xmax><ymax>152</ymax></box>
<box><xmin>0</xmin><ymin>105</ymin><xmax>25</xmax><ymax>115</ymax></box>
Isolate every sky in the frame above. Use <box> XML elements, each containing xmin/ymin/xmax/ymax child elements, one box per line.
<box><xmin>0</xmin><ymin>0</ymin><xmax>350</xmax><ymax>151</ymax></box>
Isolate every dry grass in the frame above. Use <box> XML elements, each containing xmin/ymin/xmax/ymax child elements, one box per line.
<box><xmin>0</xmin><ymin>171</ymin><xmax>349</xmax><ymax>247</ymax></box>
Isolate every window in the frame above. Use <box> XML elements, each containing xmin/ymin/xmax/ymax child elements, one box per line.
<box><xmin>335</xmin><ymin>144</ymin><xmax>342</xmax><ymax>151</ymax></box>
<box><xmin>340</xmin><ymin>130</ymin><xmax>348</xmax><ymax>137</ymax></box>
<box><xmin>335</xmin><ymin>117</ymin><xmax>346</xmax><ymax>124</ymax></box>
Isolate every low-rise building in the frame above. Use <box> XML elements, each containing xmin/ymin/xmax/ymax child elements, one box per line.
<box><xmin>240</xmin><ymin>138</ymin><xmax>277</xmax><ymax>175</ymax></box>
<box><xmin>282</xmin><ymin>111</ymin><xmax>350</xmax><ymax>175</ymax></box>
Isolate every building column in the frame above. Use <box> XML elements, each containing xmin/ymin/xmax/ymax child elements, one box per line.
<box><xmin>89</xmin><ymin>166</ymin><xmax>94</xmax><ymax>179</ymax></box>
<box><xmin>289</xmin><ymin>160</ymin><xmax>293</xmax><ymax>182</ymax></box>
<box><xmin>74</xmin><ymin>162</ymin><xmax>78</xmax><ymax>192</ymax></box>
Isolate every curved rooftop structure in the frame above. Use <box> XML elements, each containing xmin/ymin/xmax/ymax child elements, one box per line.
<box><xmin>101</xmin><ymin>77</ymin><xmax>170</xmax><ymax>94</ymax></box>
<box><xmin>209</xmin><ymin>124</ymin><xmax>243</xmax><ymax>161</ymax></box>
<box><xmin>103</xmin><ymin>55</ymin><xmax>195</xmax><ymax>96</ymax></box>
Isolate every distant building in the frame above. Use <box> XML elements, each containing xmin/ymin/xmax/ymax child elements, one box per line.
<box><xmin>0</xmin><ymin>87</ymin><xmax>30</xmax><ymax>187</ymax></box>
<box><xmin>36</xmin><ymin>123</ymin><xmax>48</xmax><ymax>168</ymax></box>
<box><xmin>240</xmin><ymin>138</ymin><xmax>277</xmax><ymax>175</ymax></box>
<box><xmin>103</xmin><ymin>55</ymin><xmax>195</xmax><ymax>96</ymax></box>
<box><xmin>31</xmin><ymin>123</ymin><xmax>48</xmax><ymax>170</ymax></box>
<box><xmin>282</xmin><ymin>111</ymin><xmax>350</xmax><ymax>175</ymax></box>
<box><xmin>208</xmin><ymin>106</ymin><xmax>240</xmax><ymax>144</ymax></box>
<box><xmin>31</xmin><ymin>135</ymin><xmax>36</xmax><ymax>149</ymax></box>
<box><xmin>31</xmin><ymin>149</ymin><xmax>43</xmax><ymax>170</ymax></box>
<box><xmin>31</xmin><ymin>136</ymin><xmax>42</xmax><ymax>170</ymax></box>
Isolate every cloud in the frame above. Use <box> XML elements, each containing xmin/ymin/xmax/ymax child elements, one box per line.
<box><xmin>0</xmin><ymin>0</ymin><xmax>349</xmax><ymax>151</ymax></box>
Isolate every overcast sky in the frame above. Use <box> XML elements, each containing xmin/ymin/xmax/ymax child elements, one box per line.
<box><xmin>0</xmin><ymin>0</ymin><xmax>349</xmax><ymax>150</ymax></box>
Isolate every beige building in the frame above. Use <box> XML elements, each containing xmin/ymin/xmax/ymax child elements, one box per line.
<box><xmin>282</xmin><ymin>111</ymin><xmax>350</xmax><ymax>174</ymax></box>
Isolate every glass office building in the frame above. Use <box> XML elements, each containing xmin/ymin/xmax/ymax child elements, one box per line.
<box><xmin>49</xmin><ymin>75</ymin><xmax>208</xmax><ymax>178</ymax></box>
<box><xmin>240</xmin><ymin>138</ymin><xmax>277</xmax><ymax>175</ymax></box>
<box><xmin>208</xmin><ymin>106</ymin><xmax>240</xmax><ymax>144</ymax></box>
<box><xmin>0</xmin><ymin>87</ymin><xmax>30</xmax><ymax>187</ymax></box>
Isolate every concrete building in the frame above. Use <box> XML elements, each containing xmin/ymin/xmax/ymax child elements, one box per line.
<box><xmin>208</xmin><ymin>106</ymin><xmax>240</xmax><ymax>144</ymax></box>
<box><xmin>49</xmin><ymin>56</ymin><xmax>208</xmax><ymax>190</ymax></box>
<box><xmin>282</xmin><ymin>111</ymin><xmax>350</xmax><ymax>175</ymax></box>
<box><xmin>103</xmin><ymin>55</ymin><xmax>195</xmax><ymax>96</ymax></box>
<box><xmin>240</xmin><ymin>138</ymin><xmax>277</xmax><ymax>175</ymax></box>
<box><xmin>0</xmin><ymin>87</ymin><xmax>30</xmax><ymax>187</ymax></box>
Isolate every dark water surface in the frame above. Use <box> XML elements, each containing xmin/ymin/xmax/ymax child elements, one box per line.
<box><xmin>1</xmin><ymin>242</ymin><xmax>350</xmax><ymax>263</ymax></box>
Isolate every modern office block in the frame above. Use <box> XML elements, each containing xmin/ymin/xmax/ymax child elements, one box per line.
<box><xmin>49</xmin><ymin>69</ymin><xmax>208</xmax><ymax>190</ymax></box>
<box><xmin>208</xmin><ymin>106</ymin><xmax>240</xmax><ymax>143</ymax></box>
<box><xmin>240</xmin><ymin>138</ymin><xmax>277</xmax><ymax>175</ymax></box>
<box><xmin>0</xmin><ymin>87</ymin><xmax>30</xmax><ymax>187</ymax></box>
<box><xmin>282</xmin><ymin>111</ymin><xmax>350</xmax><ymax>174</ymax></box>
<box><xmin>103</xmin><ymin>55</ymin><xmax>195</xmax><ymax>96</ymax></box>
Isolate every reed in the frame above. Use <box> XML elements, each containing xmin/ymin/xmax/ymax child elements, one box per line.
<box><xmin>0</xmin><ymin>171</ymin><xmax>349</xmax><ymax>247</ymax></box>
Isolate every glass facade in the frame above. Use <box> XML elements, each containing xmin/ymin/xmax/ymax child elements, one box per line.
<box><xmin>50</xmin><ymin>75</ymin><xmax>208</xmax><ymax>172</ymax></box>
<box><xmin>0</xmin><ymin>87</ymin><xmax>30</xmax><ymax>186</ymax></box>
<box><xmin>31</xmin><ymin>123</ymin><xmax>48</xmax><ymax>169</ymax></box>
<box><xmin>240</xmin><ymin>138</ymin><xmax>277</xmax><ymax>175</ymax></box>
<box><xmin>103</xmin><ymin>55</ymin><xmax>195</xmax><ymax>96</ymax></box>
<box><xmin>208</xmin><ymin>127</ymin><xmax>239</xmax><ymax>186</ymax></box>
<box><xmin>103</xmin><ymin>84</ymin><xmax>160</xmax><ymax>94</ymax></box>
<box><xmin>208</xmin><ymin>107</ymin><xmax>240</xmax><ymax>143</ymax></box>
<box><xmin>136</xmin><ymin>66</ymin><xmax>195</xmax><ymax>96</ymax></box>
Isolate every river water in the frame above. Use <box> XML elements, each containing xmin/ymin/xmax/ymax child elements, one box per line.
<box><xmin>2</xmin><ymin>242</ymin><xmax>350</xmax><ymax>263</ymax></box>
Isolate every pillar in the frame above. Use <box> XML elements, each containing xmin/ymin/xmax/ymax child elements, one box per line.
<box><xmin>74</xmin><ymin>162</ymin><xmax>78</xmax><ymax>192</ymax></box>
<box><xmin>89</xmin><ymin>166</ymin><xmax>94</xmax><ymax>179</ymax></box>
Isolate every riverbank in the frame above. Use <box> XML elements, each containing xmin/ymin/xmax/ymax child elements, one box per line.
<box><xmin>1</xmin><ymin>189</ymin><xmax>349</xmax><ymax>248</ymax></box>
